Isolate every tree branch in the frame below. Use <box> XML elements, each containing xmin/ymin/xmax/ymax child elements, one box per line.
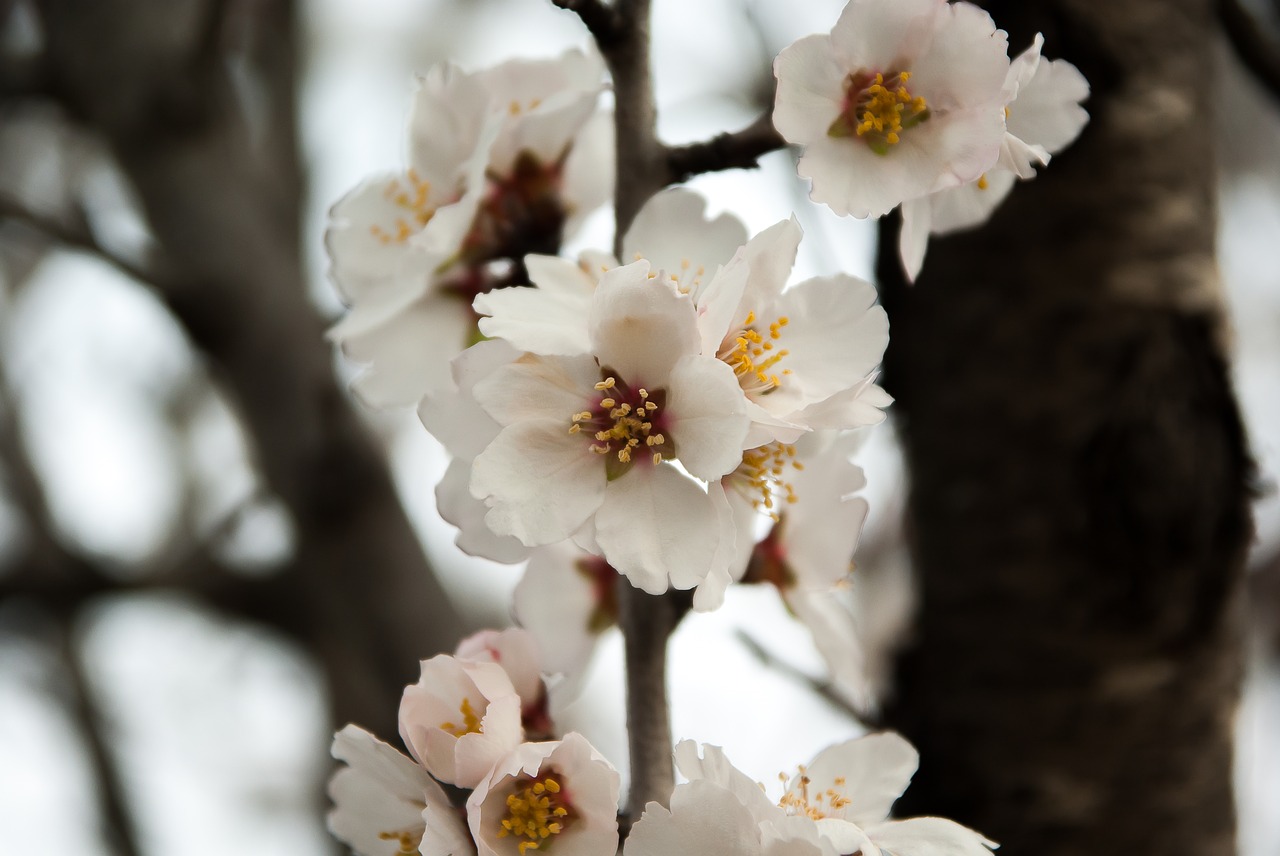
<box><xmin>1218</xmin><ymin>0</ymin><xmax>1280</xmax><ymax>102</ymax></box>
<box><xmin>664</xmin><ymin>111</ymin><xmax>787</xmax><ymax>185</ymax></box>
<box><xmin>550</xmin><ymin>0</ymin><xmax>622</xmax><ymax>47</ymax></box>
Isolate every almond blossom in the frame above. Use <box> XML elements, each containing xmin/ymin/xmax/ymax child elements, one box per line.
<box><xmin>457</xmin><ymin>627</ymin><xmax>557</xmax><ymax>738</ymax></box>
<box><xmin>631</xmin><ymin>736</ymin><xmax>996</xmax><ymax>856</ymax></box>
<box><xmin>468</xmin><ymin>733</ymin><xmax>620</xmax><ymax>856</ymax></box>
<box><xmin>455</xmin><ymin>259</ymin><xmax>751</xmax><ymax>595</ymax></box>
<box><xmin>898</xmin><ymin>34</ymin><xmax>1090</xmax><ymax>279</ymax></box>
<box><xmin>327</xmin><ymin>48</ymin><xmax>612</xmax><ymax>407</ymax></box>
<box><xmin>773</xmin><ymin>0</ymin><xmax>1011</xmax><ymax>218</ymax></box>
<box><xmin>328</xmin><ymin>725</ymin><xmax>473</xmax><ymax>856</ymax></box>
<box><xmin>399</xmin><ymin>654</ymin><xmax>526</xmax><ymax>788</ymax></box>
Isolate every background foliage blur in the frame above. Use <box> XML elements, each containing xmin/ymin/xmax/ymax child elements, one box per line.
<box><xmin>1</xmin><ymin>1</ymin><xmax>1279</xmax><ymax>854</ymax></box>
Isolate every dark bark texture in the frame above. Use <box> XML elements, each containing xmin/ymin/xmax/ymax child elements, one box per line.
<box><xmin>879</xmin><ymin>2</ymin><xmax>1254</xmax><ymax>855</ymax></box>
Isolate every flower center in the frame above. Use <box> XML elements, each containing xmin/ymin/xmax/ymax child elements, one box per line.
<box><xmin>777</xmin><ymin>767</ymin><xmax>852</xmax><ymax>821</ymax></box>
<box><xmin>498</xmin><ymin>775</ymin><xmax>572</xmax><ymax>855</ymax></box>
<box><xmin>829</xmin><ymin>71</ymin><xmax>929</xmax><ymax>153</ymax></box>
<box><xmin>570</xmin><ymin>373</ymin><xmax>674</xmax><ymax>480</ymax></box>
<box><xmin>734</xmin><ymin>442</ymin><xmax>803</xmax><ymax>518</ymax></box>
<box><xmin>439</xmin><ymin>697</ymin><xmax>482</xmax><ymax>738</ymax></box>
<box><xmin>370</xmin><ymin>168</ymin><xmax>438</xmax><ymax>244</ymax></box>
<box><xmin>720</xmin><ymin>311</ymin><xmax>791</xmax><ymax>395</ymax></box>
<box><xmin>378</xmin><ymin>830</ymin><xmax>420</xmax><ymax>855</ymax></box>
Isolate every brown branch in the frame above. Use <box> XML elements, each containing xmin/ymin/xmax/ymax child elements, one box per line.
<box><xmin>51</xmin><ymin>618</ymin><xmax>143</xmax><ymax>856</ymax></box>
<box><xmin>664</xmin><ymin>111</ymin><xmax>787</xmax><ymax>185</ymax></box>
<box><xmin>550</xmin><ymin>0</ymin><xmax>622</xmax><ymax>46</ymax></box>
<box><xmin>1219</xmin><ymin>0</ymin><xmax>1280</xmax><ymax>103</ymax></box>
<box><xmin>734</xmin><ymin>630</ymin><xmax>864</xmax><ymax>723</ymax></box>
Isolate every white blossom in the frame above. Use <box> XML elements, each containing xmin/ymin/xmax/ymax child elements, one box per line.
<box><xmin>773</xmin><ymin>0</ymin><xmax>1011</xmax><ymax>218</ymax></box>
<box><xmin>898</xmin><ymin>34</ymin><xmax>1090</xmax><ymax>279</ymax></box>
<box><xmin>468</xmin><ymin>733</ymin><xmax>620</xmax><ymax>856</ymax></box>
<box><xmin>456</xmin><ymin>628</ymin><xmax>556</xmax><ymax>738</ymax></box>
<box><xmin>327</xmin><ymin>48</ymin><xmax>611</xmax><ymax>407</ymax></box>
<box><xmin>459</xmin><ymin>259</ymin><xmax>750</xmax><ymax>595</ymax></box>
<box><xmin>328</xmin><ymin>725</ymin><xmax>473</xmax><ymax>856</ymax></box>
<box><xmin>399</xmin><ymin>654</ymin><xmax>525</xmax><ymax>788</ymax></box>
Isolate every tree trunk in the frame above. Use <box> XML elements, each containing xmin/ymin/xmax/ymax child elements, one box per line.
<box><xmin>879</xmin><ymin>2</ymin><xmax>1254</xmax><ymax>854</ymax></box>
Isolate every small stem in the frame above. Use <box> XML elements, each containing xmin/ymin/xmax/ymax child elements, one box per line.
<box><xmin>664</xmin><ymin>111</ymin><xmax>787</xmax><ymax>185</ymax></box>
<box><xmin>620</xmin><ymin>586</ymin><xmax>687</xmax><ymax>823</ymax></box>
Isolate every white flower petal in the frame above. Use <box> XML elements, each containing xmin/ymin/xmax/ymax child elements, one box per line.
<box><xmin>475</xmin><ymin>284</ymin><xmax>594</xmax><ymax>356</ymax></box>
<box><xmin>472</xmin><ymin>353</ymin><xmax>600</xmax><ymax>427</ymax></box>
<box><xmin>437</xmin><ymin>459</ymin><xmax>529</xmax><ymax>563</ymax></box>
<box><xmin>514</xmin><ymin>542</ymin><xmax>612</xmax><ymax>682</ymax></box>
<box><xmin>797</xmin><ymin>732</ymin><xmax>919</xmax><ymax>826</ymax></box>
<box><xmin>908</xmin><ymin>3</ymin><xmax>1009</xmax><ymax>112</ymax></box>
<box><xmin>867</xmin><ymin>817</ymin><xmax>997</xmax><ymax>856</ymax></box>
<box><xmin>665</xmin><ymin>355</ymin><xmax>752</xmax><ymax>481</ymax></box>
<box><xmin>785</xmin><ymin>590</ymin><xmax>869</xmax><ymax>708</ymax></box>
<box><xmin>595</xmin><ymin>464</ymin><xmax>723</xmax><ymax>593</ymax></box>
<box><xmin>622</xmin><ymin>188</ymin><xmax>749</xmax><ymax>280</ymax></box>
<box><xmin>673</xmin><ymin>741</ymin><xmax>780</xmax><ymax>819</ymax></box>
<box><xmin>589</xmin><ymin>261</ymin><xmax>700</xmax><ymax>386</ymax></box>
<box><xmin>562</xmin><ymin>110</ymin><xmax>616</xmax><ymax>237</ymax></box>
<box><xmin>471</xmin><ymin>419</ymin><xmax>607</xmax><ymax>546</ymax></box>
<box><xmin>1008</xmin><ymin>54</ymin><xmax>1090</xmax><ymax>155</ymax></box>
<box><xmin>829</xmin><ymin>0</ymin><xmax>941</xmax><ymax>73</ymax></box>
<box><xmin>692</xmin><ymin>484</ymin><xmax>740</xmax><ymax>613</ymax></box>
<box><xmin>628</xmin><ymin>779</ymin><xmax>767</xmax><ymax>856</ymax></box>
<box><xmin>898</xmin><ymin>196</ymin><xmax>933</xmax><ymax>282</ymax></box>
<box><xmin>772</xmin><ymin>34</ymin><xmax>846</xmax><ymax>144</ymax></box>
<box><xmin>927</xmin><ymin>169</ymin><xmax>1017</xmax><ymax>234</ymax></box>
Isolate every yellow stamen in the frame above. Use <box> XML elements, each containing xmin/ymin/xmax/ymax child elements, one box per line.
<box><xmin>497</xmin><ymin>776</ymin><xmax>572</xmax><ymax>855</ymax></box>
<box><xmin>369</xmin><ymin>170</ymin><xmax>437</xmax><ymax>244</ymax></box>
<box><xmin>439</xmin><ymin>697</ymin><xmax>482</xmax><ymax>738</ymax></box>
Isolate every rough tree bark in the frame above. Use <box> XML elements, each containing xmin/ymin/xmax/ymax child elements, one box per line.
<box><xmin>32</xmin><ymin>0</ymin><xmax>465</xmax><ymax>740</ymax></box>
<box><xmin>879</xmin><ymin>2</ymin><xmax>1254</xmax><ymax>855</ymax></box>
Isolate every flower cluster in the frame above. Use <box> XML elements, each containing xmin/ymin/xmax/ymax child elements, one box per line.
<box><xmin>329</xmin><ymin>628</ymin><xmax>621</xmax><ymax>856</ymax></box>
<box><xmin>773</xmin><ymin>0</ymin><xmax>1088</xmax><ymax>278</ymax></box>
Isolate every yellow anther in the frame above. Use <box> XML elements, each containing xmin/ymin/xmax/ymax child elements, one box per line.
<box><xmin>499</xmin><ymin>776</ymin><xmax>572</xmax><ymax>854</ymax></box>
<box><xmin>440</xmin><ymin>697</ymin><xmax>483</xmax><ymax>737</ymax></box>
<box><xmin>977</xmin><ymin>174</ymin><xmax>989</xmax><ymax>190</ymax></box>
<box><xmin>594</xmin><ymin>377</ymin><xmax>617</xmax><ymax>391</ymax></box>
<box><xmin>379</xmin><ymin>831</ymin><xmax>419</xmax><ymax>855</ymax></box>
<box><xmin>599</xmin><ymin>398</ymin><xmax>616</xmax><ymax>409</ymax></box>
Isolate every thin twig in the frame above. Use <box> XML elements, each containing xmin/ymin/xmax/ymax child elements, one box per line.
<box><xmin>550</xmin><ymin>0</ymin><xmax>622</xmax><ymax>46</ymax></box>
<box><xmin>1219</xmin><ymin>0</ymin><xmax>1280</xmax><ymax>103</ymax></box>
<box><xmin>664</xmin><ymin>111</ymin><xmax>787</xmax><ymax>185</ymax></box>
<box><xmin>734</xmin><ymin>630</ymin><xmax>866</xmax><ymax>724</ymax></box>
<box><xmin>52</xmin><ymin>617</ymin><xmax>144</xmax><ymax>856</ymax></box>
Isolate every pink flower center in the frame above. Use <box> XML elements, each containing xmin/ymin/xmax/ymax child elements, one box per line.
<box><xmin>829</xmin><ymin>70</ymin><xmax>930</xmax><ymax>153</ymax></box>
<box><xmin>569</xmin><ymin>372</ymin><xmax>675</xmax><ymax>480</ymax></box>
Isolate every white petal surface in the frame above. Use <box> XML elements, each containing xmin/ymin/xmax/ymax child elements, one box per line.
<box><xmin>595</xmin><ymin>464</ymin><xmax>722</xmax><ymax>593</ymax></box>
<box><xmin>627</xmin><ymin>780</ymin><xmax>766</xmax><ymax>856</ymax></box>
<box><xmin>475</xmin><ymin>284</ymin><xmax>593</xmax><ymax>356</ymax></box>
<box><xmin>673</xmin><ymin>741</ymin><xmax>779</xmax><ymax>820</ymax></box>
<box><xmin>472</xmin><ymin>353</ymin><xmax>600</xmax><ymax>427</ymax></box>
<box><xmin>909</xmin><ymin>2</ymin><xmax>1009</xmax><ymax>112</ymax></box>
<box><xmin>589</xmin><ymin>262</ymin><xmax>700</xmax><ymax>386</ymax></box>
<box><xmin>773</xmin><ymin>34</ymin><xmax>846</xmax><ymax>145</ymax></box>
<box><xmin>829</xmin><ymin>0</ymin><xmax>940</xmax><ymax>73</ymax></box>
<box><xmin>437</xmin><ymin>458</ymin><xmax>530</xmax><ymax>564</ymax></box>
<box><xmin>796</xmin><ymin>733</ymin><xmax>919</xmax><ymax>827</ymax></box>
<box><xmin>665</xmin><ymin>355</ymin><xmax>752</xmax><ymax>481</ymax></box>
<box><xmin>867</xmin><ymin>817</ymin><xmax>997</xmax><ymax>856</ymax></box>
<box><xmin>622</xmin><ymin>189</ymin><xmax>748</xmax><ymax>280</ymax></box>
<box><xmin>514</xmin><ymin>542</ymin><xmax>609</xmax><ymax>682</ymax></box>
<box><xmin>471</xmin><ymin>419</ymin><xmax>606</xmax><ymax>546</ymax></box>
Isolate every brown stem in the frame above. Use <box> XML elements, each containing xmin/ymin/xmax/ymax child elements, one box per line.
<box><xmin>1218</xmin><ymin>0</ymin><xmax>1280</xmax><ymax>104</ymax></box>
<box><xmin>550</xmin><ymin>0</ymin><xmax>622</xmax><ymax>46</ymax></box>
<box><xmin>619</xmin><ymin>586</ymin><xmax>687</xmax><ymax>823</ymax></box>
<box><xmin>664</xmin><ymin>111</ymin><xmax>787</xmax><ymax>185</ymax></box>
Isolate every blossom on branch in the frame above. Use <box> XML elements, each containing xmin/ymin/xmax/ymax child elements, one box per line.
<box><xmin>327</xmin><ymin>48</ymin><xmax>612</xmax><ymax>407</ymax></box>
<box><xmin>625</xmin><ymin>735</ymin><xmax>995</xmax><ymax>856</ymax></box>
<box><xmin>773</xmin><ymin>0</ymin><xmax>1011</xmax><ymax>218</ymax></box>
<box><xmin>898</xmin><ymin>34</ymin><xmax>1090</xmax><ymax>279</ymax></box>
<box><xmin>468</xmin><ymin>733</ymin><xmax>620</xmax><ymax>856</ymax></box>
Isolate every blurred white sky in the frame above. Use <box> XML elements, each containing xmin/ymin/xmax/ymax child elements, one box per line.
<box><xmin>2</xmin><ymin>0</ymin><xmax>1280</xmax><ymax>854</ymax></box>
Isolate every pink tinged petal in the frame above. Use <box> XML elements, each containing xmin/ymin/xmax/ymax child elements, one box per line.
<box><xmin>927</xmin><ymin>169</ymin><xmax>1017</xmax><ymax>234</ymax></box>
<box><xmin>595</xmin><ymin>464</ymin><xmax>724</xmax><ymax>593</ymax></box>
<box><xmin>798</xmin><ymin>732</ymin><xmax>919</xmax><ymax>826</ymax></box>
<box><xmin>800</xmin><ymin>133</ymin><xmax>938</xmax><ymax>219</ymax></box>
<box><xmin>768</xmin><ymin>275</ymin><xmax>889</xmax><ymax>412</ymax></box>
<box><xmin>338</xmin><ymin>294</ymin><xmax>475</xmax><ymax>408</ymax></box>
<box><xmin>622</xmin><ymin>188</ymin><xmax>749</xmax><ymax>278</ymax></box>
<box><xmin>561</xmin><ymin>110</ymin><xmax>615</xmax><ymax>237</ymax></box>
<box><xmin>453</xmin><ymin>693</ymin><xmax>525</xmax><ymax>788</ymax></box>
<box><xmin>772</xmin><ymin>34</ymin><xmax>846</xmax><ymax>144</ymax></box>
<box><xmin>514</xmin><ymin>542</ymin><xmax>608</xmax><ymax>681</ymax></box>
<box><xmin>829</xmin><ymin>0</ymin><xmax>943</xmax><ymax>72</ymax></box>
<box><xmin>665</xmin><ymin>355</ymin><xmax>752</xmax><ymax>481</ymax></box>
<box><xmin>589</xmin><ymin>261</ymin><xmax>701</xmax><ymax>384</ymax></box>
<box><xmin>866</xmin><ymin>817</ymin><xmax>998</xmax><ymax>856</ymax></box>
<box><xmin>472</xmin><ymin>353</ymin><xmax>601</xmax><ymax>427</ymax></box>
<box><xmin>456</xmin><ymin>628</ymin><xmax>545</xmax><ymax>704</ymax></box>
<box><xmin>898</xmin><ymin>196</ymin><xmax>932</xmax><ymax>282</ymax></box>
<box><xmin>673</xmin><ymin>741</ymin><xmax>780</xmax><ymax>820</ymax></box>
<box><xmin>475</xmin><ymin>285</ymin><xmax>593</xmax><ymax>356</ymax></box>
<box><xmin>471</xmin><ymin>419</ymin><xmax>607</xmax><ymax>546</ymax></box>
<box><xmin>437</xmin><ymin>459</ymin><xmax>530</xmax><ymax>564</ymax></box>
<box><xmin>908</xmin><ymin>2</ymin><xmax>1009</xmax><ymax>112</ymax></box>
<box><xmin>785</xmin><ymin>590</ymin><xmax>870</xmax><ymax>709</ymax></box>
<box><xmin>926</xmin><ymin>106</ymin><xmax>1009</xmax><ymax>190</ymax></box>
<box><xmin>1008</xmin><ymin>55</ymin><xmax>1090</xmax><ymax>155</ymax></box>
<box><xmin>692</xmin><ymin>483</ymin><xmax>741</xmax><ymax>613</ymax></box>
<box><xmin>628</xmin><ymin>779</ymin><xmax>768</xmax><ymax>856</ymax></box>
